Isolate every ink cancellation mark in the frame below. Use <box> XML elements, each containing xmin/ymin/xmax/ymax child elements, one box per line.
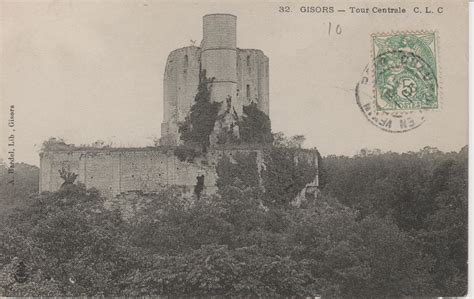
<box><xmin>356</xmin><ymin>65</ymin><xmax>425</xmax><ymax>133</ymax></box>
<box><xmin>372</xmin><ymin>31</ymin><xmax>439</xmax><ymax>111</ymax></box>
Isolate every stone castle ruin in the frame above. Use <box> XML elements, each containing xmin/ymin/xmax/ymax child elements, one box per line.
<box><xmin>160</xmin><ymin>14</ymin><xmax>269</xmax><ymax>146</ymax></box>
<box><xmin>39</xmin><ymin>14</ymin><xmax>319</xmax><ymax>200</ymax></box>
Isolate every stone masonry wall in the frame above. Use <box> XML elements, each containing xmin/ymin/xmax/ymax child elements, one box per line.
<box><xmin>160</xmin><ymin>47</ymin><xmax>269</xmax><ymax>146</ymax></box>
<box><xmin>161</xmin><ymin>47</ymin><xmax>200</xmax><ymax>146</ymax></box>
<box><xmin>39</xmin><ymin>147</ymin><xmax>269</xmax><ymax>199</ymax></box>
<box><xmin>236</xmin><ymin>49</ymin><xmax>269</xmax><ymax>115</ymax></box>
<box><xmin>160</xmin><ymin>16</ymin><xmax>269</xmax><ymax>146</ymax></box>
<box><xmin>40</xmin><ymin>148</ymin><xmax>213</xmax><ymax>198</ymax></box>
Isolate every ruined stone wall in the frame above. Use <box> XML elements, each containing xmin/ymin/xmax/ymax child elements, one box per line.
<box><xmin>39</xmin><ymin>147</ymin><xmax>269</xmax><ymax>198</ymax></box>
<box><xmin>160</xmin><ymin>14</ymin><xmax>270</xmax><ymax>146</ymax></box>
<box><xmin>40</xmin><ymin>151</ymin><xmax>83</xmax><ymax>193</ymax></box>
<box><xmin>161</xmin><ymin>47</ymin><xmax>200</xmax><ymax>146</ymax></box>
<box><xmin>236</xmin><ymin>49</ymin><xmax>269</xmax><ymax>115</ymax></box>
<box><xmin>160</xmin><ymin>47</ymin><xmax>270</xmax><ymax>146</ymax></box>
<box><xmin>294</xmin><ymin>149</ymin><xmax>320</xmax><ymax>187</ymax></box>
<box><xmin>40</xmin><ymin>148</ymin><xmax>216</xmax><ymax>198</ymax></box>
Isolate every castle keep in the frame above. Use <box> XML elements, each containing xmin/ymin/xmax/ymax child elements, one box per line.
<box><xmin>160</xmin><ymin>14</ymin><xmax>269</xmax><ymax>145</ymax></box>
<box><xmin>39</xmin><ymin>14</ymin><xmax>318</xmax><ymax>199</ymax></box>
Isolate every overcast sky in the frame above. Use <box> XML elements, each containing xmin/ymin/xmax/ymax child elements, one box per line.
<box><xmin>1</xmin><ymin>0</ymin><xmax>468</xmax><ymax>165</ymax></box>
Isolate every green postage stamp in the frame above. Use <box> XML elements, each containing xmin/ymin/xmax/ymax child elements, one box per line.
<box><xmin>372</xmin><ymin>32</ymin><xmax>438</xmax><ymax>111</ymax></box>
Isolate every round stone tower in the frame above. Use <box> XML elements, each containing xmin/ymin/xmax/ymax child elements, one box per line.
<box><xmin>200</xmin><ymin>14</ymin><xmax>241</xmax><ymax>115</ymax></box>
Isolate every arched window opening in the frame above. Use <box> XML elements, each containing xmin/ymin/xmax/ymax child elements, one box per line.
<box><xmin>184</xmin><ymin>55</ymin><xmax>189</xmax><ymax>69</ymax></box>
<box><xmin>246</xmin><ymin>84</ymin><xmax>250</xmax><ymax>100</ymax></box>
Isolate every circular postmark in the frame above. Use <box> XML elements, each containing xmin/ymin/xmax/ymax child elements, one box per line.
<box><xmin>356</xmin><ymin>64</ymin><xmax>425</xmax><ymax>133</ymax></box>
<box><xmin>374</xmin><ymin>50</ymin><xmax>438</xmax><ymax>111</ymax></box>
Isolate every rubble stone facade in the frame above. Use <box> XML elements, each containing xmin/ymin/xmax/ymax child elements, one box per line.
<box><xmin>40</xmin><ymin>147</ymin><xmax>266</xmax><ymax>198</ymax></box>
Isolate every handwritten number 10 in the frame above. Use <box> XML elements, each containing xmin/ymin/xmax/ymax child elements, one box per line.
<box><xmin>328</xmin><ymin>22</ymin><xmax>342</xmax><ymax>35</ymax></box>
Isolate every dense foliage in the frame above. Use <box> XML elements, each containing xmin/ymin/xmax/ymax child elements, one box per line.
<box><xmin>216</xmin><ymin>152</ymin><xmax>260</xmax><ymax>190</ymax></box>
<box><xmin>179</xmin><ymin>73</ymin><xmax>272</xmax><ymax>148</ymax></box>
<box><xmin>0</xmin><ymin>162</ymin><xmax>38</xmax><ymax>218</ymax></box>
<box><xmin>239</xmin><ymin>103</ymin><xmax>273</xmax><ymax>145</ymax></box>
<box><xmin>0</xmin><ymin>146</ymin><xmax>467</xmax><ymax>297</ymax></box>
<box><xmin>262</xmin><ymin>147</ymin><xmax>318</xmax><ymax>206</ymax></box>
<box><xmin>320</xmin><ymin>146</ymin><xmax>468</xmax><ymax>295</ymax></box>
<box><xmin>0</xmin><ymin>184</ymin><xmax>133</xmax><ymax>296</ymax></box>
<box><xmin>179</xmin><ymin>70</ymin><xmax>221</xmax><ymax>151</ymax></box>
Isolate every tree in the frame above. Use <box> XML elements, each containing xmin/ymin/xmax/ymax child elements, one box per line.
<box><xmin>289</xmin><ymin>196</ymin><xmax>434</xmax><ymax>297</ymax></box>
<box><xmin>1</xmin><ymin>184</ymin><xmax>135</xmax><ymax>296</ymax></box>
<box><xmin>419</xmin><ymin>152</ymin><xmax>468</xmax><ymax>295</ymax></box>
<box><xmin>319</xmin><ymin>146</ymin><xmax>468</xmax><ymax>296</ymax></box>
<box><xmin>261</xmin><ymin>147</ymin><xmax>317</xmax><ymax>207</ymax></box>
<box><xmin>58</xmin><ymin>168</ymin><xmax>78</xmax><ymax>189</ymax></box>
<box><xmin>179</xmin><ymin>70</ymin><xmax>221</xmax><ymax>151</ymax></box>
<box><xmin>239</xmin><ymin>103</ymin><xmax>273</xmax><ymax>144</ymax></box>
<box><xmin>0</xmin><ymin>145</ymin><xmax>467</xmax><ymax>297</ymax></box>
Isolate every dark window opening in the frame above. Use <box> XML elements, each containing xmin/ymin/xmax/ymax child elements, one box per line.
<box><xmin>194</xmin><ymin>175</ymin><xmax>205</xmax><ymax>200</ymax></box>
<box><xmin>246</xmin><ymin>84</ymin><xmax>250</xmax><ymax>101</ymax></box>
<box><xmin>246</xmin><ymin>55</ymin><xmax>250</xmax><ymax>67</ymax></box>
<box><xmin>184</xmin><ymin>55</ymin><xmax>189</xmax><ymax>68</ymax></box>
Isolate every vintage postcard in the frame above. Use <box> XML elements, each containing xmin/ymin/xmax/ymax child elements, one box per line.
<box><xmin>0</xmin><ymin>0</ymin><xmax>468</xmax><ymax>297</ymax></box>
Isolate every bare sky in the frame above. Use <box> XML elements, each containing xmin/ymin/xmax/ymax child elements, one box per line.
<box><xmin>1</xmin><ymin>0</ymin><xmax>468</xmax><ymax>165</ymax></box>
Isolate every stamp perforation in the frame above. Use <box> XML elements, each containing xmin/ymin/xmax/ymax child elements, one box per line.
<box><xmin>370</xmin><ymin>30</ymin><xmax>441</xmax><ymax>114</ymax></box>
